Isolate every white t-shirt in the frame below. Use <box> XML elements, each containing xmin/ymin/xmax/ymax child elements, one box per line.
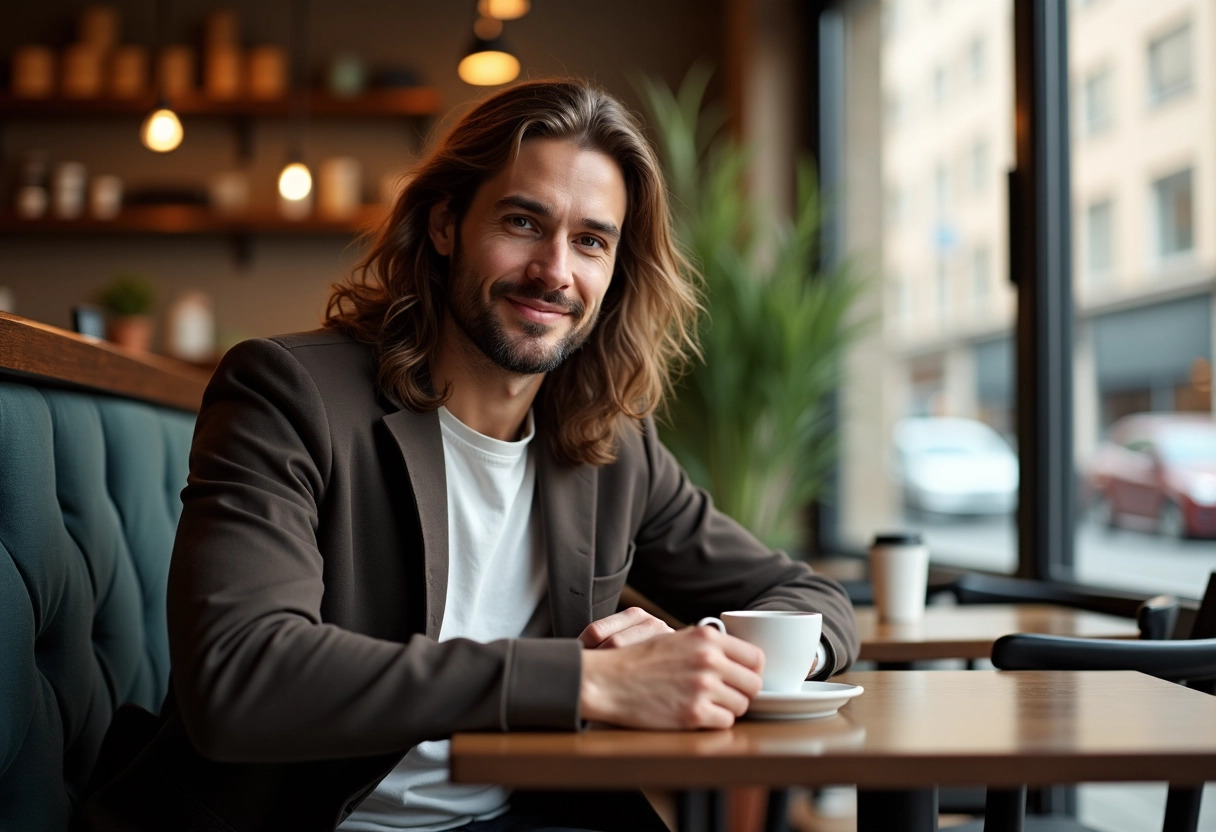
<box><xmin>340</xmin><ymin>407</ymin><xmax>546</xmax><ymax>832</ymax></box>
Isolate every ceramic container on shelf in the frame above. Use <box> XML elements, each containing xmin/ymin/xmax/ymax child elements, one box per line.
<box><xmin>12</xmin><ymin>46</ymin><xmax>56</xmax><ymax>99</ymax></box>
<box><xmin>165</xmin><ymin>292</ymin><xmax>216</xmax><ymax>363</ymax></box>
<box><xmin>319</xmin><ymin>157</ymin><xmax>362</xmax><ymax>220</ymax></box>
<box><xmin>108</xmin><ymin>45</ymin><xmax>148</xmax><ymax>98</ymax></box>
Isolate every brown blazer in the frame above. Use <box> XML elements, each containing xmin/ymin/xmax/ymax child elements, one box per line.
<box><xmin>77</xmin><ymin>329</ymin><xmax>858</xmax><ymax>831</ymax></box>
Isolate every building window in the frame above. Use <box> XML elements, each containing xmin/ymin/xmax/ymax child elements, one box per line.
<box><xmin>885</xmin><ymin>90</ymin><xmax>904</xmax><ymax>131</ymax></box>
<box><xmin>934</xmin><ymin>163</ymin><xmax>950</xmax><ymax>217</ymax></box>
<box><xmin>936</xmin><ymin>259</ymin><xmax>950</xmax><ymax>320</ymax></box>
<box><xmin>886</xmin><ymin>186</ymin><xmax>902</xmax><ymax>228</ymax></box>
<box><xmin>899</xmin><ymin>276</ymin><xmax>915</xmax><ymax>331</ymax></box>
<box><xmin>1083</xmin><ymin>67</ymin><xmax>1113</xmax><ymax>135</ymax></box>
<box><xmin>1086</xmin><ymin>198</ymin><xmax>1113</xmax><ymax>278</ymax></box>
<box><xmin>1153</xmin><ymin>168</ymin><xmax>1193</xmax><ymax>258</ymax></box>
<box><xmin>894</xmin><ymin>277</ymin><xmax>914</xmax><ymax>333</ymax></box>
<box><xmin>882</xmin><ymin>0</ymin><xmax>905</xmax><ymax>39</ymax></box>
<box><xmin>1148</xmin><ymin>23</ymin><xmax>1192</xmax><ymax>105</ymax></box>
<box><xmin>973</xmin><ymin>247</ymin><xmax>990</xmax><ymax>311</ymax></box>
<box><xmin>968</xmin><ymin>36</ymin><xmax>986</xmax><ymax>86</ymax></box>
<box><xmin>971</xmin><ymin>140</ymin><xmax>989</xmax><ymax>193</ymax></box>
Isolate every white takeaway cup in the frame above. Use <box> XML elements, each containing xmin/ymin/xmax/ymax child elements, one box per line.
<box><xmin>869</xmin><ymin>531</ymin><xmax>930</xmax><ymax>623</ymax></box>
<box><xmin>696</xmin><ymin>610</ymin><xmax>822</xmax><ymax>692</ymax></box>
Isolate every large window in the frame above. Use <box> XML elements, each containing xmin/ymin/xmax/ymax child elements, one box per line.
<box><xmin>1070</xmin><ymin>1</ymin><xmax>1213</xmax><ymax>597</ymax></box>
<box><xmin>826</xmin><ymin>0</ymin><xmax>1215</xmax><ymax>596</ymax></box>
<box><xmin>831</xmin><ymin>0</ymin><xmax>1017</xmax><ymax>572</ymax></box>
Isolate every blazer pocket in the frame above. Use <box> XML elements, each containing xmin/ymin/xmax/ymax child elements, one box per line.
<box><xmin>590</xmin><ymin>543</ymin><xmax>635</xmax><ymax>619</ymax></box>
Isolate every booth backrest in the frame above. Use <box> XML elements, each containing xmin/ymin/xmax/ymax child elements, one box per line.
<box><xmin>0</xmin><ymin>312</ymin><xmax>208</xmax><ymax>831</ymax></box>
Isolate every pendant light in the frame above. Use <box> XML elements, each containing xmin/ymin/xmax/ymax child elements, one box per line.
<box><xmin>141</xmin><ymin>0</ymin><xmax>183</xmax><ymax>152</ymax></box>
<box><xmin>140</xmin><ymin>106</ymin><xmax>183</xmax><ymax>152</ymax></box>
<box><xmin>458</xmin><ymin>15</ymin><xmax>519</xmax><ymax>86</ymax></box>
<box><xmin>477</xmin><ymin>0</ymin><xmax>530</xmax><ymax>21</ymax></box>
<box><xmin>278</xmin><ymin>159</ymin><xmax>312</xmax><ymax>200</ymax></box>
<box><xmin>278</xmin><ymin>0</ymin><xmax>312</xmax><ymax>206</ymax></box>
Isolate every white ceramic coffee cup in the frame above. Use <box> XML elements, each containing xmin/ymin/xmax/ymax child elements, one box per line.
<box><xmin>869</xmin><ymin>532</ymin><xmax>929</xmax><ymax>622</ymax></box>
<box><xmin>696</xmin><ymin>610</ymin><xmax>822</xmax><ymax>692</ymax></box>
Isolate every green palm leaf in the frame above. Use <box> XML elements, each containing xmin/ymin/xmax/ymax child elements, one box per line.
<box><xmin>639</xmin><ymin>69</ymin><xmax>868</xmax><ymax>551</ymax></box>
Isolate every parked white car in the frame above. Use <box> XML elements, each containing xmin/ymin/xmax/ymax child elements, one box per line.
<box><xmin>893</xmin><ymin>417</ymin><xmax>1019</xmax><ymax>516</ymax></box>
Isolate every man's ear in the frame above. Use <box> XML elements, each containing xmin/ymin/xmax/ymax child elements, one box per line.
<box><xmin>428</xmin><ymin>200</ymin><xmax>456</xmax><ymax>256</ymax></box>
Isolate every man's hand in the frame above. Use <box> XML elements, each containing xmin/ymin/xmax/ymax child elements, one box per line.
<box><xmin>578</xmin><ymin>606</ymin><xmax>674</xmax><ymax>649</ymax></box>
<box><xmin>579</xmin><ymin>624</ymin><xmax>765</xmax><ymax>730</ymax></box>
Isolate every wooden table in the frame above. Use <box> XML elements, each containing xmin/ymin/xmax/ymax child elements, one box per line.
<box><xmin>856</xmin><ymin>604</ymin><xmax>1141</xmax><ymax>663</ymax></box>
<box><xmin>451</xmin><ymin>670</ymin><xmax>1216</xmax><ymax>831</ymax></box>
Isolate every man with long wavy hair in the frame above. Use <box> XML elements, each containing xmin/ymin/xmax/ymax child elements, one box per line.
<box><xmin>77</xmin><ymin>79</ymin><xmax>858</xmax><ymax>832</ymax></box>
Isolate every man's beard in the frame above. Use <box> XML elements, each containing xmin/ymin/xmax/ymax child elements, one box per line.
<box><xmin>447</xmin><ymin>243</ymin><xmax>598</xmax><ymax>375</ymax></box>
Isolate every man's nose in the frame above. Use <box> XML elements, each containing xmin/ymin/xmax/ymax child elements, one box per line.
<box><xmin>526</xmin><ymin>236</ymin><xmax>571</xmax><ymax>288</ymax></box>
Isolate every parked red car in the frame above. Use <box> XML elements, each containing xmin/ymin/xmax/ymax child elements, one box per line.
<box><xmin>1087</xmin><ymin>412</ymin><xmax>1216</xmax><ymax>539</ymax></box>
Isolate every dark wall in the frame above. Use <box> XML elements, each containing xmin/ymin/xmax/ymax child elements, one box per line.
<box><xmin>0</xmin><ymin>1</ymin><xmax>724</xmax><ymax>346</ymax></box>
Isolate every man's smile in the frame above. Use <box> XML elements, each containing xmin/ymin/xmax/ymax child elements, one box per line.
<box><xmin>505</xmin><ymin>295</ymin><xmax>572</xmax><ymax>325</ymax></box>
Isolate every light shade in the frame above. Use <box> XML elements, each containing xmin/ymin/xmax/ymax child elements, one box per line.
<box><xmin>477</xmin><ymin>0</ymin><xmax>530</xmax><ymax>20</ymax></box>
<box><xmin>278</xmin><ymin>161</ymin><xmax>313</xmax><ymax>200</ymax></box>
<box><xmin>140</xmin><ymin>107</ymin><xmax>183</xmax><ymax>152</ymax></box>
<box><xmin>458</xmin><ymin>38</ymin><xmax>520</xmax><ymax>86</ymax></box>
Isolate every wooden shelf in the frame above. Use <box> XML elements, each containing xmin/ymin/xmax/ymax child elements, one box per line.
<box><xmin>0</xmin><ymin>87</ymin><xmax>441</xmax><ymax>118</ymax></box>
<box><xmin>0</xmin><ymin>204</ymin><xmax>389</xmax><ymax>235</ymax></box>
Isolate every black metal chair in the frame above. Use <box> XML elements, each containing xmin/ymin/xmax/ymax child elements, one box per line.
<box><xmin>939</xmin><ymin>574</ymin><xmax>1181</xmax><ymax>819</ymax></box>
<box><xmin>950</xmin><ymin>572</ymin><xmax>1165</xmax><ymax>619</ymax></box>
<box><xmin>952</xmin><ymin>571</ymin><xmax>1216</xmax><ymax>832</ymax></box>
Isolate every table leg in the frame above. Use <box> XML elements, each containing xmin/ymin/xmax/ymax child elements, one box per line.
<box><xmin>856</xmin><ymin>788</ymin><xmax>938</xmax><ymax>832</ymax></box>
<box><xmin>983</xmin><ymin>787</ymin><xmax>1027</xmax><ymax>832</ymax></box>
<box><xmin>676</xmin><ymin>789</ymin><xmax>726</xmax><ymax>832</ymax></box>
<box><xmin>763</xmin><ymin>788</ymin><xmax>790</xmax><ymax>832</ymax></box>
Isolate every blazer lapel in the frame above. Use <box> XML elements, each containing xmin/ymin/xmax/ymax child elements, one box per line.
<box><xmin>535</xmin><ymin>430</ymin><xmax>597</xmax><ymax>638</ymax></box>
<box><xmin>381</xmin><ymin>407</ymin><xmax>448</xmax><ymax>640</ymax></box>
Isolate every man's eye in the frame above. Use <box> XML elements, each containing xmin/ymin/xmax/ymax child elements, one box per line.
<box><xmin>508</xmin><ymin>216</ymin><xmax>533</xmax><ymax>230</ymax></box>
<box><xmin>578</xmin><ymin>235</ymin><xmax>603</xmax><ymax>249</ymax></box>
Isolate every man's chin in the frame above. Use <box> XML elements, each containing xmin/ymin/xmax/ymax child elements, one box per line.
<box><xmin>493</xmin><ymin>339</ymin><xmax>567</xmax><ymax>375</ymax></box>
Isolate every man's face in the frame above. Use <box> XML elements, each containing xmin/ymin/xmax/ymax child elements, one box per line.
<box><xmin>430</xmin><ymin>137</ymin><xmax>627</xmax><ymax>375</ymax></box>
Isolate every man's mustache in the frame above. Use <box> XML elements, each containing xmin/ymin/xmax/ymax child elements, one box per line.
<box><xmin>489</xmin><ymin>281</ymin><xmax>586</xmax><ymax>318</ymax></box>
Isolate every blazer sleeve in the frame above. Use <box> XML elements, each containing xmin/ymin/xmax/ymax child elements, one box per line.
<box><xmin>167</xmin><ymin>338</ymin><xmax>582</xmax><ymax>764</ymax></box>
<box><xmin>624</xmin><ymin>418</ymin><xmax>860</xmax><ymax>678</ymax></box>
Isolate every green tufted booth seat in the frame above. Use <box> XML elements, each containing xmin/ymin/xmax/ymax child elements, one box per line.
<box><xmin>0</xmin><ymin>379</ymin><xmax>195</xmax><ymax>831</ymax></box>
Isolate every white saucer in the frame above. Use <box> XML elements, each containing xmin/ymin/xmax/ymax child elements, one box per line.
<box><xmin>746</xmin><ymin>681</ymin><xmax>864</xmax><ymax>720</ymax></box>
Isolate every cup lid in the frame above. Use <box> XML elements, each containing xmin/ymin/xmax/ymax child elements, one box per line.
<box><xmin>872</xmin><ymin>531</ymin><xmax>923</xmax><ymax>546</ymax></box>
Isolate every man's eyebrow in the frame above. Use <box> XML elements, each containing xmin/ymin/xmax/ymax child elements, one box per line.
<box><xmin>496</xmin><ymin>194</ymin><xmax>621</xmax><ymax>242</ymax></box>
<box><xmin>582</xmin><ymin>217</ymin><xmax>621</xmax><ymax>242</ymax></box>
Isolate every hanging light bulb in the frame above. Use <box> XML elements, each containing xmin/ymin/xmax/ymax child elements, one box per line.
<box><xmin>142</xmin><ymin>0</ymin><xmax>182</xmax><ymax>152</ymax></box>
<box><xmin>140</xmin><ymin>105</ymin><xmax>183</xmax><ymax>152</ymax></box>
<box><xmin>477</xmin><ymin>0</ymin><xmax>530</xmax><ymax>20</ymax></box>
<box><xmin>458</xmin><ymin>32</ymin><xmax>520</xmax><ymax>86</ymax></box>
<box><xmin>474</xmin><ymin>16</ymin><xmax>503</xmax><ymax>39</ymax></box>
<box><xmin>278</xmin><ymin>160</ymin><xmax>313</xmax><ymax>200</ymax></box>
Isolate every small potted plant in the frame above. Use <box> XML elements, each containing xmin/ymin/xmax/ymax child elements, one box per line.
<box><xmin>97</xmin><ymin>273</ymin><xmax>156</xmax><ymax>352</ymax></box>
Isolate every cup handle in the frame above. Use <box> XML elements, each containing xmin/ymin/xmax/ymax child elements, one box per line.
<box><xmin>696</xmin><ymin>616</ymin><xmax>725</xmax><ymax>633</ymax></box>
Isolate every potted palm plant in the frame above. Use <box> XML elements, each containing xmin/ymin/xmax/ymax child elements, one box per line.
<box><xmin>97</xmin><ymin>272</ymin><xmax>157</xmax><ymax>352</ymax></box>
<box><xmin>640</xmin><ymin>68</ymin><xmax>867</xmax><ymax>551</ymax></box>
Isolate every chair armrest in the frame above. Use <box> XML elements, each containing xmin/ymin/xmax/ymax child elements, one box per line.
<box><xmin>1137</xmin><ymin>594</ymin><xmax>1179</xmax><ymax>640</ymax></box>
<box><xmin>991</xmin><ymin>633</ymin><xmax>1216</xmax><ymax>684</ymax></box>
